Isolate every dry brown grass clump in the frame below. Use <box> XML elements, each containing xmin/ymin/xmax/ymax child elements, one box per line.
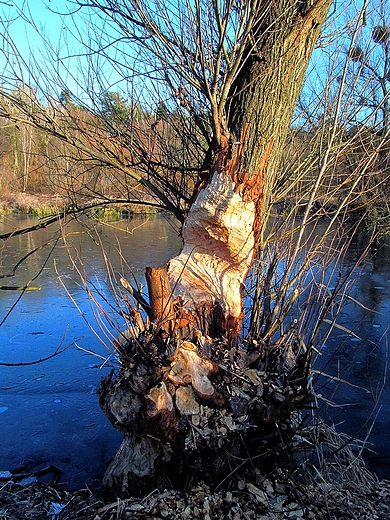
<box><xmin>291</xmin><ymin>418</ymin><xmax>390</xmax><ymax>519</ymax></box>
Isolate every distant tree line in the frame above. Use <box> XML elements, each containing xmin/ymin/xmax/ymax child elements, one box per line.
<box><xmin>1</xmin><ymin>83</ymin><xmax>389</xmax><ymax>234</ymax></box>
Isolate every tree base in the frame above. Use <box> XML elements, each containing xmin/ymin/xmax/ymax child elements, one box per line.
<box><xmin>102</xmin><ymin>434</ymin><xmax>170</xmax><ymax>497</ymax></box>
<box><xmin>98</xmin><ymin>333</ymin><xmax>314</xmax><ymax>498</ymax></box>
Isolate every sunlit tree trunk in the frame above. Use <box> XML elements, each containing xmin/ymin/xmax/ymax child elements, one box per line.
<box><xmin>167</xmin><ymin>0</ymin><xmax>332</xmax><ymax>341</ymax></box>
<box><xmin>20</xmin><ymin>124</ymin><xmax>33</xmax><ymax>192</ymax></box>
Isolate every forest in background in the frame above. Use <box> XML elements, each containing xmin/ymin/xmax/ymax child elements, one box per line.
<box><xmin>0</xmin><ymin>1</ymin><xmax>388</xmax><ymax>234</ymax></box>
<box><xmin>1</xmin><ymin>83</ymin><xmax>389</xmax><ymax>233</ymax></box>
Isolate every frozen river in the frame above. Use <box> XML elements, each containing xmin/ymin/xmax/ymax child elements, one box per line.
<box><xmin>0</xmin><ymin>213</ymin><xmax>389</xmax><ymax>487</ymax></box>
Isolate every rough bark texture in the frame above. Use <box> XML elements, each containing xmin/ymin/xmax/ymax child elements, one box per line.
<box><xmin>100</xmin><ymin>0</ymin><xmax>333</xmax><ymax>498</ymax></box>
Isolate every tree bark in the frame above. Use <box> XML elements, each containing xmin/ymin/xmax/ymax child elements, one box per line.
<box><xmin>167</xmin><ymin>0</ymin><xmax>332</xmax><ymax>342</ymax></box>
<box><xmin>145</xmin><ymin>266</ymin><xmax>175</xmax><ymax>334</ymax></box>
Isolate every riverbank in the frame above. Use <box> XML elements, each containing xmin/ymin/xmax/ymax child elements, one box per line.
<box><xmin>0</xmin><ymin>192</ymin><xmax>63</xmax><ymax>217</ymax></box>
<box><xmin>1</xmin><ymin>419</ymin><xmax>390</xmax><ymax>519</ymax></box>
<box><xmin>1</xmin><ymin>457</ymin><xmax>390</xmax><ymax>519</ymax></box>
<box><xmin>0</xmin><ymin>192</ymin><xmax>163</xmax><ymax>219</ymax></box>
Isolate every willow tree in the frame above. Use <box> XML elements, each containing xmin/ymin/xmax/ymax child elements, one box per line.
<box><xmin>65</xmin><ymin>0</ymin><xmax>334</xmax><ymax>496</ymax></box>
<box><xmin>77</xmin><ymin>0</ymin><xmax>329</xmax><ymax>330</ymax></box>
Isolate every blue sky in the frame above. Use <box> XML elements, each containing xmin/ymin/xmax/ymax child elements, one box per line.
<box><xmin>0</xmin><ymin>0</ymin><xmax>119</xmax><ymax>104</ymax></box>
<box><xmin>0</xmin><ymin>0</ymin><xmax>387</xmax><ymax>124</ymax></box>
<box><xmin>0</xmin><ymin>0</ymin><xmax>185</xmax><ymax>109</ymax></box>
<box><xmin>1</xmin><ymin>0</ymin><xmax>74</xmax><ymax>60</ymax></box>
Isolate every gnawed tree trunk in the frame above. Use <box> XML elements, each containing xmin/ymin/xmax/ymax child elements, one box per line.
<box><xmin>99</xmin><ymin>0</ymin><xmax>332</xmax><ymax>497</ymax></box>
<box><xmin>167</xmin><ymin>128</ymin><xmax>260</xmax><ymax>341</ymax></box>
<box><xmin>167</xmin><ymin>0</ymin><xmax>332</xmax><ymax>341</ymax></box>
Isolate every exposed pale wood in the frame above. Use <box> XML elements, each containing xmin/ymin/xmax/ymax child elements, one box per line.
<box><xmin>167</xmin><ymin>341</ymin><xmax>224</xmax><ymax>405</ymax></box>
<box><xmin>168</xmin><ymin>169</ymin><xmax>257</xmax><ymax>338</ymax></box>
<box><xmin>175</xmin><ymin>385</ymin><xmax>200</xmax><ymax>416</ymax></box>
<box><xmin>102</xmin><ymin>434</ymin><xmax>161</xmax><ymax>495</ymax></box>
<box><xmin>145</xmin><ymin>382</ymin><xmax>174</xmax><ymax>417</ymax></box>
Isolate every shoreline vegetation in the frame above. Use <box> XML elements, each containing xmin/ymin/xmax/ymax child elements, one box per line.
<box><xmin>0</xmin><ymin>192</ymin><xmax>161</xmax><ymax>219</ymax></box>
<box><xmin>0</xmin><ymin>192</ymin><xmax>353</xmax><ymax>226</ymax></box>
<box><xmin>0</xmin><ymin>192</ymin><xmax>64</xmax><ymax>218</ymax></box>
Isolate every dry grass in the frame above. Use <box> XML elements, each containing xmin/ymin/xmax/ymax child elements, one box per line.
<box><xmin>0</xmin><ymin>192</ymin><xmax>63</xmax><ymax>216</ymax></box>
<box><xmin>291</xmin><ymin>418</ymin><xmax>390</xmax><ymax>519</ymax></box>
<box><xmin>1</xmin><ymin>420</ymin><xmax>389</xmax><ymax>520</ymax></box>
